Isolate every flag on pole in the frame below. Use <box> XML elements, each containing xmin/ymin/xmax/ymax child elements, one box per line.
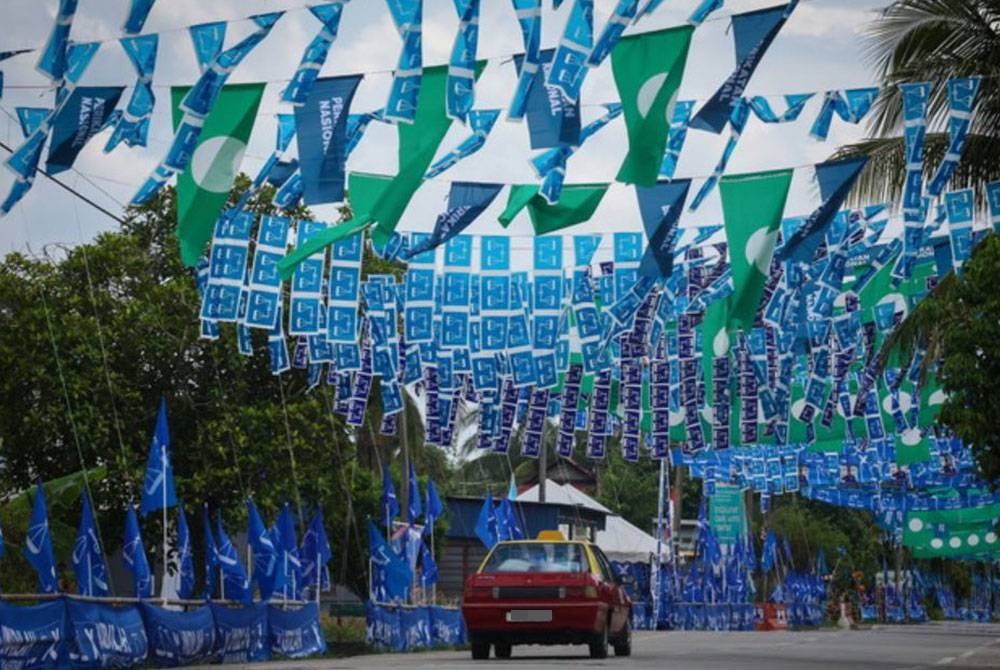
<box><xmin>73</xmin><ymin>490</ymin><xmax>109</xmax><ymax>597</ymax></box>
<box><xmin>247</xmin><ymin>499</ymin><xmax>278</xmax><ymax>599</ymax></box>
<box><xmin>407</xmin><ymin>461</ymin><xmax>422</xmax><ymax>524</ymax></box>
<box><xmin>301</xmin><ymin>509</ymin><xmax>332</xmax><ymax>591</ymax></box>
<box><xmin>140</xmin><ymin>397</ymin><xmax>177</xmax><ymax>516</ymax></box>
<box><xmin>381</xmin><ymin>465</ymin><xmax>399</xmax><ymax>529</ymax></box>
<box><xmin>425</xmin><ymin>478</ymin><xmax>444</xmax><ymax>529</ymax></box>
<box><xmin>276</xmin><ymin>504</ymin><xmax>303</xmax><ymax>599</ymax></box>
<box><xmin>202</xmin><ymin>504</ymin><xmax>218</xmax><ymax>599</ymax></box>
<box><xmin>216</xmin><ymin>514</ymin><xmax>250</xmax><ymax>603</ymax></box>
<box><xmin>124</xmin><ymin>503</ymin><xmax>154</xmax><ymax>598</ymax></box>
<box><xmin>176</xmin><ymin>506</ymin><xmax>195</xmax><ymax>599</ymax></box>
<box><xmin>25</xmin><ymin>484</ymin><xmax>59</xmax><ymax>594</ymax></box>
<box><xmin>368</xmin><ymin>520</ymin><xmax>412</xmax><ymax>603</ymax></box>
<box><xmin>420</xmin><ymin>540</ymin><xmax>439</xmax><ymax>588</ymax></box>
<box><xmin>474</xmin><ymin>491</ymin><xmax>498</xmax><ymax>549</ymax></box>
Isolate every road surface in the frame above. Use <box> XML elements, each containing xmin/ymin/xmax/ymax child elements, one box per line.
<box><xmin>194</xmin><ymin>621</ymin><xmax>1000</xmax><ymax>669</ymax></box>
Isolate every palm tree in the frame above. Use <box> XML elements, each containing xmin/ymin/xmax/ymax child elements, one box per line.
<box><xmin>836</xmin><ymin>0</ymin><xmax>1000</xmax><ymax>206</ymax></box>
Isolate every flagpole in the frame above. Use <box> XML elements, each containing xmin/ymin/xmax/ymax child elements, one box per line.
<box><xmin>161</xmin><ymin>478</ymin><xmax>168</xmax><ymax>605</ymax></box>
<box><xmin>430</xmin><ymin>524</ymin><xmax>436</xmax><ymax>605</ymax></box>
<box><xmin>315</xmin><ymin>547</ymin><xmax>321</xmax><ymax>607</ymax></box>
<box><xmin>654</xmin><ymin>458</ymin><xmax>665</xmax><ymax>626</ymax></box>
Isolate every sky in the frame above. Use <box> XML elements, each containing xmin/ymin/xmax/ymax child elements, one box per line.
<box><xmin>0</xmin><ymin>0</ymin><xmax>892</xmax><ymax>260</ymax></box>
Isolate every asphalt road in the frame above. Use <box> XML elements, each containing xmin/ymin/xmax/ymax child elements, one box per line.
<box><xmin>200</xmin><ymin>621</ymin><xmax>1000</xmax><ymax>670</ymax></box>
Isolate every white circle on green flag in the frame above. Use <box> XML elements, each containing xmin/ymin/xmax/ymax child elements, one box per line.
<box><xmin>713</xmin><ymin>328</ymin><xmax>730</xmax><ymax>357</ymax></box>
<box><xmin>191</xmin><ymin>135</ymin><xmax>247</xmax><ymax>193</ymax></box>
<box><xmin>930</xmin><ymin>538</ymin><xmax>943</xmax><ymax>549</ymax></box>
<box><xmin>636</xmin><ymin>73</ymin><xmax>668</xmax><ymax>118</ymax></box>
<box><xmin>908</xmin><ymin>518</ymin><xmax>923</xmax><ymax>532</ymax></box>
<box><xmin>899</xmin><ymin>428</ymin><xmax>922</xmax><ymax>447</ymax></box>
<box><xmin>986</xmin><ymin>532</ymin><xmax>998</xmax><ymax>544</ymax></box>
<box><xmin>949</xmin><ymin>536</ymin><xmax>961</xmax><ymax>549</ymax></box>
<box><xmin>745</xmin><ymin>227</ymin><xmax>779</xmax><ymax>274</ymax></box>
<box><xmin>967</xmin><ymin>534</ymin><xmax>979</xmax><ymax>547</ymax></box>
<box><xmin>928</xmin><ymin>389</ymin><xmax>946</xmax><ymax>406</ymax></box>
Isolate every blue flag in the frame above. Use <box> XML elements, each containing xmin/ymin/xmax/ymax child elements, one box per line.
<box><xmin>507</xmin><ymin>473</ymin><xmax>518</xmax><ymax>501</ymax></box>
<box><xmin>37</xmin><ymin>0</ymin><xmax>79</xmax><ymax>84</ymax></box>
<box><xmin>761</xmin><ymin>530</ymin><xmax>778</xmax><ymax>572</ymax></box>
<box><xmin>425</xmin><ymin>478</ymin><xmax>444</xmax><ymax>529</ymax></box>
<box><xmin>294</xmin><ymin>75</ymin><xmax>362</xmax><ymax>205</ymax></box>
<box><xmin>381</xmin><ymin>465</ymin><xmax>399</xmax><ymax>530</ymax></box>
<box><xmin>141</xmin><ymin>398</ymin><xmax>177</xmax><ymax>516</ymax></box>
<box><xmin>368</xmin><ymin>520</ymin><xmax>412</xmax><ymax>602</ymax></box>
<box><xmin>216</xmin><ymin>514</ymin><xmax>250</xmax><ymax>603</ymax></box>
<box><xmin>104</xmin><ymin>34</ymin><xmax>158</xmax><ymax>151</ymax></box>
<box><xmin>124</xmin><ymin>503</ymin><xmax>154</xmax><ymax>598</ymax></box>
<box><xmin>276</xmin><ymin>504</ymin><xmax>303</xmax><ymax>599</ymax></box>
<box><xmin>46</xmin><ymin>86</ymin><xmax>124</xmax><ymax>174</ymax></box>
<box><xmin>517</xmin><ymin>49</ymin><xmax>580</xmax><ymax>149</ymax></box>
<box><xmin>407</xmin><ymin>462</ymin><xmax>422</xmax><ymax>524</ymax></box>
<box><xmin>73</xmin><ymin>490</ymin><xmax>109</xmax><ymax>597</ymax></box>
<box><xmin>247</xmin><ymin>500</ymin><xmax>278</xmax><ymax>599</ymax></box>
<box><xmin>420</xmin><ymin>541</ymin><xmax>439</xmax><ymax>588</ymax></box>
<box><xmin>282</xmin><ymin>3</ymin><xmax>349</xmax><ymax>106</ymax></box>
<box><xmin>301</xmin><ymin>509</ymin><xmax>333</xmax><ymax>591</ymax></box>
<box><xmin>547</xmin><ymin>0</ymin><xmax>593</xmax><ymax>102</ymax></box>
<box><xmin>202</xmin><ymin>504</ymin><xmax>218</xmax><ymax>599</ymax></box>
<box><xmin>25</xmin><ymin>484</ymin><xmax>59</xmax><ymax>594</ymax></box>
<box><xmin>0</xmin><ymin>516</ymin><xmax>5</xmax><ymax>558</ymax></box>
<box><xmin>447</xmin><ymin>0</ymin><xmax>482</xmax><ymax>122</ymax></box>
<box><xmin>635</xmin><ymin>179</ymin><xmax>691</xmax><ymax>277</ymax></box>
<box><xmin>474</xmin><ymin>492</ymin><xmax>498</xmax><ymax>549</ymax></box>
<box><xmin>384</xmin><ymin>0</ymin><xmax>423</xmax><ymax>124</ymax></box>
<box><xmin>176</xmin><ymin>506</ymin><xmax>195</xmax><ymax>599</ymax></box>
<box><xmin>496</xmin><ymin>496</ymin><xmax>524</xmax><ymax>542</ymax></box>
<box><xmin>404</xmin><ymin>182</ymin><xmax>504</xmax><ymax>258</ymax></box>
<box><xmin>690</xmin><ymin>1</ymin><xmax>798</xmax><ymax>134</ymax></box>
<box><xmin>123</xmin><ymin>0</ymin><xmax>156</xmax><ymax>34</ymax></box>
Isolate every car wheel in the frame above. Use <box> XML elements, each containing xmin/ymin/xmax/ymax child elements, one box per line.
<box><xmin>471</xmin><ymin>641</ymin><xmax>490</xmax><ymax>660</ymax></box>
<box><xmin>613</xmin><ymin>619</ymin><xmax>632</xmax><ymax>657</ymax></box>
<box><xmin>589</xmin><ymin>622</ymin><xmax>609</xmax><ymax>659</ymax></box>
<box><xmin>495</xmin><ymin>642</ymin><xmax>512</xmax><ymax>659</ymax></box>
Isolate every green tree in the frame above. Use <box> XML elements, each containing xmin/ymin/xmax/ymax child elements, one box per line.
<box><xmin>836</xmin><ymin>0</ymin><xmax>1000</xmax><ymax>205</ymax></box>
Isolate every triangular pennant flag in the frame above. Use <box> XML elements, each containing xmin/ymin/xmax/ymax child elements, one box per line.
<box><xmin>636</xmin><ymin>179</ymin><xmax>691</xmax><ymax>277</ymax></box>
<box><xmin>404</xmin><ymin>182</ymin><xmax>503</xmax><ymax>258</ymax></box>
<box><xmin>498</xmin><ymin>183</ymin><xmax>608</xmax><ymax>235</ymax></box>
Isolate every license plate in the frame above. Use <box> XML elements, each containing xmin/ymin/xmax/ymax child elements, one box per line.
<box><xmin>506</xmin><ymin>609</ymin><xmax>553</xmax><ymax>623</ymax></box>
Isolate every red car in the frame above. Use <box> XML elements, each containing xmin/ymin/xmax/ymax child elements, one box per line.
<box><xmin>461</xmin><ymin>531</ymin><xmax>632</xmax><ymax>660</ymax></box>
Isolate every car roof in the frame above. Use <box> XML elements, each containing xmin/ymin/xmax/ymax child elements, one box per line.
<box><xmin>492</xmin><ymin>539</ymin><xmax>593</xmax><ymax>546</ymax></box>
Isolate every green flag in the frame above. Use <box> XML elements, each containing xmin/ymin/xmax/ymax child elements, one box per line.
<box><xmin>904</xmin><ymin>503</ymin><xmax>1000</xmax><ymax>559</ymax></box>
<box><xmin>172</xmin><ymin>83</ymin><xmax>265</xmax><ymax>267</ymax></box>
<box><xmin>498</xmin><ymin>183</ymin><xmax>609</xmax><ymax>235</ymax></box>
<box><xmin>612</xmin><ymin>26</ymin><xmax>694</xmax><ymax>186</ymax></box>
<box><xmin>720</xmin><ymin>169</ymin><xmax>793</xmax><ymax>332</ymax></box>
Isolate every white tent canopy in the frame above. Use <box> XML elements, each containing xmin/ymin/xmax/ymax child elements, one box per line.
<box><xmin>518</xmin><ymin>480</ymin><xmax>663</xmax><ymax>564</ymax></box>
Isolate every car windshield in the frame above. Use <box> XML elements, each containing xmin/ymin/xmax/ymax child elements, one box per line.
<box><xmin>483</xmin><ymin>542</ymin><xmax>588</xmax><ymax>573</ymax></box>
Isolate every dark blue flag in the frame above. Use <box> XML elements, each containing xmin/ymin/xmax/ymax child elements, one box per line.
<box><xmin>25</xmin><ymin>484</ymin><xmax>59</xmax><ymax>593</ymax></box>
<box><xmin>690</xmin><ymin>2</ymin><xmax>798</xmax><ymax>134</ymax></box>
<box><xmin>216</xmin><ymin>514</ymin><xmax>250</xmax><ymax>603</ymax></box>
<box><xmin>367</xmin><ymin>520</ymin><xmax>412</xmax><ymax>602</ymax></box>
<box><xmin>404</xmin><ymin>182</ymin><xmax>504</xmax><ymax>259</ymax></box>
<box><xmin>123</xmin><ymin>0</ymin><xmax>156</xmax><ymax>34</ymax></box>
<box><xmin>407</xmin><ymin>462</ymin><xmax>422</xmax><ymax>524</ymax></box>
<box><xmin>761</xmin><ymin>530</ymin><xmax>778</xmax><ymax>572</ymax></box>
<box><xmin>294</xmin><ymin>74</ymin><xmax>362</xmax><ymax>205</ymax></box>
<box><xmin>516</xmin><ymin>48</ymin><xmax>581</xmax><ymax>149</ymax></box>
<box><xmin>247</xmin><ymin>500</ymin><xmax>278</xmax><ymax>599</ymax></box>
<box><xmin>176</xmin><ymin>506</ymin><xmax>195</xmax><ymax>599</ymax></box>
<box><xmin>301</xmin><ymin>509</ymin><xmax>332</xmax><ymax>591</ymax></box>
<box><xmin>474</xmin><ymin>491</ymin><xmax>498</xmax><ymax>549</ymax></box>
<box><xmin>425</xmin><ymin>478</ymin><xmax>444</xmax><ymax>529</ymax></box>
<box><xmin>0</xmin><ymin>514</ymin><xmax>5</xmax><ymax>558</ymax></box>
<box><xmin>635</xmin><ymin>179</ymin><xmax>691</xmax><ymax>277</ymax></box>
<box><xmin>73</xmin><ymin>490</ymin><xmax>109</xmax><ymax>596</ymax></box>
<box><xmin>276</xmin><ymin>504</ymin><xmax>303</xmax><ymax>599</ymax></box>
<box><xmin>124</xmin><ymin>503</ymin><xmax>154</xmax><ymax>597</ymax></box>
<box><xmin>779</xmin><ymin>157</ymin><xmax>868</xmax><ymax>264</ymax></box>
<box><xmin>46</xmin><ymin>86</ymin><xmax>124</xmax><ymax>174</ymax></box>
<box><xmin>140</xmin><ymin>397</ymin><xmax>177</xmax><ymax>516</ymax></box>
<box><xmin>420</xmin><ymin>540</ymin><xmax>438</xmax><ymax>588</ymax></box>
<box><xmin>202</xmin><ymin>504</ymin><xmax>218</xmax><ymax>599</ymax></box>
<box><xmin>381</xmin><ymin>465</ymin><xmax>399</xmax><ymax>530</ymax></box>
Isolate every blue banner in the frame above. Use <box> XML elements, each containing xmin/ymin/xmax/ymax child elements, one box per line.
<box><xmin>429</xmin><ymin>606</ymin><xmax>467</xmax><ymax>646</ymax></box>
<box><xmin>282</xmin><ymin>3</ymin><xmax>349</xmax><ymax>106</ymax></box>
<box><xmin>37</xmin><ymin>0</ymin><xmax>78</xmax><ymax>83</ymax></box>
<box><xmin>67</xmin><ymin>601</ymin><xmax>148</xmax><ymax>669</ymax></box>
<box><xmin>636</xmin><ymin>180</ymin><xmax>691</xmax><ymax>277</ymax></box>
<box><xmin>405</xmin><ymin>182</ymin><xmax>503</xmax><ymax>258</ymax></box>
<box><xmin>0</xmin><ymin>599</ymin><xmax>68</xmax><ymax>670</ymax></box>
<box><xmin>46</xmin><ymin>86</ymin><xmax>125</xmax><ymax>174</ymax></box>
<box><xmin>809</xmin><ymin>87</ymin><xmax>879</xmax><ymax>141</ymax></box>
<box><xmin>211</xmin><ymin>603</ymin><xmax>268</xmax><ymax>663</ymax></box>
<box><xmin>547</xmin><ymin>0</ymin><xmax>593</xmax><ymax>102</ymax></box>
<box><xmin>508</xmin><ymin>0</ymin><xmax>542</xmax><ymax>121</ymax></box>
<box><xmin>384</xmin><ymin>0</ymin><xmax>423</xmax><ymax>124</ymax></box>
<box><xmin>268</xmin><ymin>603</ymin><xmax>326</xmax><ymax>659</ymax></box>
<box><xmin>447</xmin><ymin>0</ymin><xmax>481</xmax><ymax>122</ymax></box>
<box><xmin>399</xmin><ymin>606</ymin><xmax>431</xmax><ymax>651</ymax></box>
<box><xmin>365</xmin><ymin>602</ymin><xmax>403</xmax><ymax>651</ymax></box>
<box><xmin>294</xmin><ymin>75</ymin><xmax>362</xmax><ymax>205</ymax></box>
<box><xmin>141</xmin><ymin>604</ymin><xmax>215</xmax><ymax>667</ymax></box>
<box><xmin>188</xmin><ymin>22</ymin><xmax>226</xmax><ymax>73</ymax></box>
<box><xmin>517</xmin><ymin>49</ymin><xmax>580</xmax><ymax>149</ymax></box>
<box><xmin>104</xmin><ymin>35</ymin><xmax>158</xmax><ymax>151</ymax></box>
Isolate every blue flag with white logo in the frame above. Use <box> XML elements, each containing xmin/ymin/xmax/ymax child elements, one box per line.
<box><xmin>73</xmin><ymin>490</ymin><xmax>109</xmax><ymax>597</ymax></box>
<box><xmin>176</xmin><ymin>506</ymin><xmax>195</xmax><ymax>599</ymax></box>
<box><xmin>282</xmin><ymin>3</ymin><xmax>349</xmax><ymax>106</ymax></box>
<box><xmin>124</xmin><ymin>503</ymin><xmax>154</xmax><ymax>598</ymax></box>
<box><xmin>301</xmin><ymin>509</ymin><xmax>333</xmax><ymax>591</ymax></box>
<box><xmin>277</xmin><ymin>504</ymin><xmax>303</xmax><ymax>599</ymax></box>
<box><xmin>189</xmin><ymin>21</ymin><xmax>226</xmax><ymax>72</ymax></box>
<box><xmin>508</xmin><ymin>0</ymin><xmax>542</xmax><ymax>121</ymax></box>
<box><xmin>425</xmin><ymin>478</ymin><xmax>444</xmax><ymax>529</ymax></box>
<box><xmin>216</xmin><ymin>514</ymin><xmax>250</xmax><ymax>603</ymax></box>
<box><xmin>636</xmin><ymin>179</ymin><xmax>691</xmax><ymax>277</ymax></box>
<box><xmin>384</xmin><ymin>0</ymin><xmax>423</xmax><ymax>124</ymax></box>
<box><xmin>547</xmin><ymin>0</ymin><xmax>593</xmax><ymax>102</ymax></box>
<box><xmin>474</xmin><ymin>491</ymin><xmax>498</xmax><ymax>549</ymax></box>
<box><xmin>294</xmin><ymin>75</ymin><xmax>362</xmax><ymax>205</ymax></box>
<box><xmin>123</xmin><ymin>0</ymin><xmax>156</xmax><ymax>34</ymax></box>
<box><xmin>37</xmin><ymin>0</ymin><xmax>79</xmax><ymax>84</ymax></box>
<box><xmin>140</xmin><ymin>398</ymin><xmax>177</xmax><ymax>516</ymax></box>
<box><xmin>104</xmin><ymin>34</ymin><xmax>158</xmax><ymax>151</ymax></box>
<box><xmin>420</xmin><ymin>541</ymin><xmax>439</xmax><ymax>587</ymax></box>
<box><xmin>381</xmin><ymin>465</ymin><xmax>400</xmax><ymax>530</ymax></box>
<box><xmin>368</xmin><ymin>520</ymin><xmax>412</xmax><ymax>602</ymax></box>
<box><xmin>405</xmin><ymin>182</ymin><xmax>504</xmax><ymax>258</ymax></box>
<box><xmin>202</xmin><ymin>505</ymin><xmax>218</xmax><ymax>599</ymax></box>
<box><xmin>247</xmin><ymin>500</ymin><xmax>279</xmax><ymax>599</ymax></box>
<box><xmin>47</xmin><ymin>85</ymin><xmax>125</xmax><ymax>174</ymax></box>
<box><xmin>425</xmin><ymin>108</ymin><xmax>500</xmax><ymax>178</ymax></box>
<box><xmin>516</xmin><ymin>49</ymin><xmax>580</xmax><ymax>149</ymax></box>
<box><xmin>447</xmin><ymin>0</ymin><xmax>482</xmax><ymax>122</ymax></box>
<box><xmin>25</xmin><ymin>484</ymin><xmax>59</xmax><ymax>594</ymax></box>
<box><xmin>407</xmin><ymin>462</ymin><xmax>423</xmax><ymax>524</ymax></box>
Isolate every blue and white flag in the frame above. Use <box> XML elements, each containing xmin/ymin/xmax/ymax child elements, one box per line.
<box><xmin>327</xmin><ymin>234</ymin><xmax>363</xmax><ymax>343</ymax></box>
<box><xmin>748</xmin><ymin>93</ymin><xmax>813</xmax><ymax>123</ymax></box>
<box><xmin>295</xmin><ymin>75</ymin><xmax>362</xmax><ymax>205</ymax></box>
<box><xmin>36</xmin><ymin>0</ymin><xmax>78</xmax><ymax>84</ymax></box>
<box><xmin>245</xmin><ymin>215</ymin><xmax>290</xmax><ymax>329</ymax></box>
<box><xmin>809</xmin><ymin>87</ymin><xmax>879</xmax><ymax>141</ymax></box>
<box><xmin>517</xmin><ymin>48</ymin><xmax>580</xmax><ymax>148</ymax></box>
<box><xmin>15</xmin><ymin>109</ymin><xmax>50</xmax><ymax>137</ymax></box>
<box><xmin>384</xmin><ymin>0</ymin><xmax>423</xmax><ymax>124</ymax></box>
<box><xmin>140</xmin><ymin>398</ymin><xmax>177</xmax><ymax>516</ymax></box>
<box><xmin>124</xmin><ymin>503</ymin><xmax>154</xmax><ymax>598</ymax></box>
<box><xmin>945</xmin><ymin>188</ymin><xmax>974</xmax><ymax>270</ymax></box>
<box><xmin>189</xmin><ymin>22</ymin><xmax>226</xmax><ymax>73</ymax></box>
<box><xmin>381</xmin><ymin>465</ymin><xmax>400</xmax><ymax>530</ymax></box>
<box><xmin>547</xmin><ymin>0</ymin><xmax>593</xmax><ymax>102</ymax></box>
<box><xmin>300</xmin><ymin>509</ymin><xmax>332</xmax><ymax>591</ymax></box>
<box><xmin>368</xmin><ymin>520</ymin><xmax>412</xmax><ymax>602</ymax></box>
<box><xmin>474</xmin><ymin>491</ymin><xmax>498</xmax><ymax>549</ymax></box>
<box><xmin>636</xmin><ymin>179</ymin><xmax>691</xmax><ymax>277</ymax></box>
<box><xmin>276</xmin><ymin>505</ymin><xmax>303</xmax><ymax>599</ymax></box>
<box><xmin>405</xmin><ymin>182</ymin><xmax>503</xmax><ymax>257</ymax></box>
<box><xmin>689</xmin><ymin>98</ymin><xmax>751</xmax><ymax>209</ymax></box>
<box><xmin>407</xmin><ymin>462</ymin><xmax>423</xmax><ymax>524</ymax></box>
<box><xmin>532</xmin><ymin>102</ymin><xmax>621</xmax><ymax>203</ymax></box>
<box><xmin>216</xmin><ymin>514</ymin><xmax>250</xmax><ymax>602</ymax></box>
<box><xmin>176</xmin><ymin>506</ymin><xmax>195</xmax><ymax>599</ymax></box>
<box><xmin>587</xmin><ymin>0</ymin><xmax>639</xmax><ymax>68</ymax></box>
<box><xmin>425</xmin><ymin>108</ymin><xmax>499</xmax><ymax>178</ymax></box>
<box><xmin>104</xmin><ymin>35</ymin><xmax>158</xmax><ymax>151</ymax></box>
<box><xmin>419</xmin><ymin>541</ymin><xmax>438</xmax><ymax>587</ymax></box>
<box><xmin>689</xmin><ymin>0</ymin><xmax>724</xmax><ymax>24</ymax></box>
<box><xmin>282</xmin><ymin>2</ymin><xmax>349</xmax><ymax>106</ymax></box>
<box><xmin>507</xmin><ymin>0</ymin><xmax>542</xmax><ymax>121</ymax></box>
<box><xmin>46</xmin><ymin>86</ymin><xmax>124</xmax><ymax>174</ymax></box>
<box><xmin>660</xmin><ymin>100</ymin><xmax>695</xmax><ymax>179</ymax></box>
<box><xmin>894</xmin><ymin>81</ymin><xmax>933</xmax><ymax>283</ymax></box>
<box><xmin>123</xmin><ymin>0</ymin><xmax>156</xmax><ymax>34</ymax></box>
<box><xmin>779</xmin><ymin>157</ymin><xmax>868</xmax><ymax>264</ymax></box>
<box><xmin>25</xmin><ymin>484</ymin><xmax>59</xmax><ymax>593</ymax></box>
<box><xmin>73</xmin><ymin>491</ymin><xmax>109</xmax><ymax>597</ymax></box>
<box><xmin>202</xmin><ymin>505</ymin><xmax>218</xmax><ymax>598</ymax></box>
<box><xmin>247</xmin><ymin>500</ymin><xmax>279</xmax><ymax>599</ymax></box>
<box><xmin>447</xmin><ymin>0</ymin><xmax>482</xmax><ymax>122</ymax></box>
<box><xmin>425</xmin><ymin>478</ymin><xmax>444</xmax><ymax>528</ymax></box>
<box><xmin>690</xmin><ymin>1</ymin><xmax>798</xmax><ymax>134</ymax></box>
<box><xmin>346</xmin><ymin>109</ymin><xmax>384</xmax><ymax>156</ymax></box>
<box><xmin>927</xmin><ymin>77</ymin><xmax>981</xmax><ymax>197</ymax></box>
<box><xmin>987</xmin><ymin>181</ymin><xmax>1000</xmax><ymax>232</ymax></box>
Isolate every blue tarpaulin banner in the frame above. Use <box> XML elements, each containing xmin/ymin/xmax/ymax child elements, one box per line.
<box><xmin>67</xmin><ymin>600</ymin><xmax>148</xmax><ymax>669</ymax></box>
<box><xmin>267</xmin><ymin>603</ymin><xmax>326</xmax><ymax>659</ymax></box>
<box><xmin>294</xmin><ymin>75</ymin><xmax>362</xmax><ymax>205</ymax></box>
<box><xmin>211</xmin><ymin>603</ymin><xmax>269</xmax><ymax>664</ymax></box>
<box><xmin>365</xmin><ymin>602</ymin><xmax>403</xmax><ymax>651</ymax></box>
<box><xmin>0</xmin><ymin>599</ymin><xmax>69</xmax><ymax>669</ymax></box>
<box><xmin>141</xmin><ymin>604</ymin><xmax>215</xmax><ymax>667</ymax></box>
<box><xmin>365</xmin><ymin>604</ymin><xmax>466</xmax><ymax>651</ymax></box>
<box><xmin>428</xmin><ymin>606</ymin><xmax>466</xmax><ymax>646</ymax></box>
<box><xmin>399</xmin><ymin>606</ymin><xmax>431</xmax><ymax>651</ymax></box>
